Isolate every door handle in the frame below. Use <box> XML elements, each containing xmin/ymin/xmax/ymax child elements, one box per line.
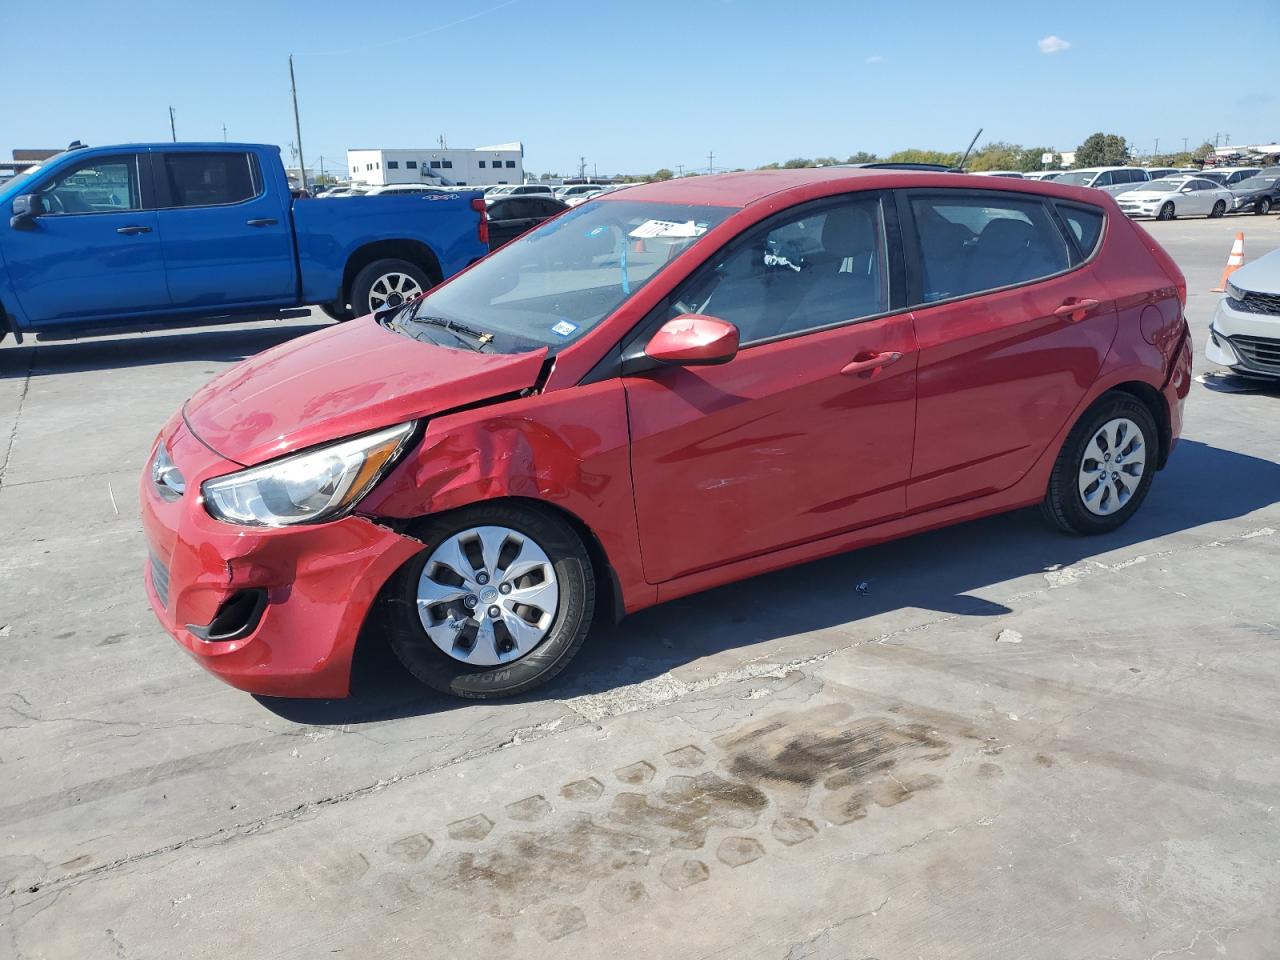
<box><xmin>840</xmin><ymin>351</ymin><xmax>903</xmax><ymax>376</ymax></box>
<box><xmin>246</xmin><ymin>218</ymin><xmax>278</xmax><ymax>227</ymax></box>
<box><xmin>116</xmin><ymin>225</ymin><xmax>152</xmax><ymax>235</ymax></box>
<box><xmin>1053</xmin><ymin>298</ymin><xmax>1100</xmax><ymax>322</ymax></box>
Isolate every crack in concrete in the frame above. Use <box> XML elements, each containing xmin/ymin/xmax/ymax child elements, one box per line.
<box><xmin>779</xmin><ymin>895</ymin><xmax>892</xmax><ymax>960</ymax></box>
<box><xmin>0</xmin><ymin>347</ymin><xmax>36</xmax><ymax>492</ymax></box>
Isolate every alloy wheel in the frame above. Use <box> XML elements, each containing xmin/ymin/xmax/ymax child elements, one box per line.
<box><xmin>1077</xmin><ymin>417</ymin><xmax>1146</xmax><ymax>517</ymax></box>
<box><xmin>368</xmin><ymin>272</ymin><xmax>424</xmax><ymax>313</ymax></box>
<box><xmin>1157</xmin><ymin>202</ymin><xmax>1174</xmax><ymax>221</ymax></box>
<box><xmin>416</xmin><ymin>525</ymin><xmax>559</xmax><ymax>665</ymax></box>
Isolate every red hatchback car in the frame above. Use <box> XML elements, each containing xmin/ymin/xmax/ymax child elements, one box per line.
<box><xmin>141</xmin><ymin>169</ymin><xmax>1192</xmax><ymax>699</ymax></box>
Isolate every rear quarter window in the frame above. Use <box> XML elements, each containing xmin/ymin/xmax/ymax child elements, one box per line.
<box><xmin>1055</xmin><ymin>203</ymin><xmax>1105</xmax><ymax>259</ymax></box>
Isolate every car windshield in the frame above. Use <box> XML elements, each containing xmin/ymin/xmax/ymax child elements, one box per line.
<box><xmin>396</xmin><ymin>199</ymin><xmax>736</xmax><ymax>352</ymax></box>
<box><xmin>1054</xmin><ymin>171</ymin><xmax>1096</xmax><ymax>186</ymax></box>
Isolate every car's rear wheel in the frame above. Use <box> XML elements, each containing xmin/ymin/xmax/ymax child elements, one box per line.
<box><xmin>350</xmin><ymin>258</ymin><xmax>434</xmax><ymax>318</ymax></box>
<box><xmin>385</xmin><ymin>503</ymin><xmax>596</xmax><ymax>699</ymax></box>
<box><xmin>1210</xmin><ymin>200</ymin><xmax>1226</xmax><ymax>218</ymax></box>
<box><xmin>1256</xmin><ymin>198</ymin><xmax>1272</xmax><ymax>216</ymax></box>
<box><xmin>1041</xmin><ymin>393</ymin><xmax>1159</xmax><ymax>535</ymax></box>
<box><xmin>1157</xmin><ymin>202</ymin><xmax>1176</xmax><ymax>221</ymax></box>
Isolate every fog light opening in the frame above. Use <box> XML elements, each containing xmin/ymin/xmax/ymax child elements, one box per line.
<box><xmin>187</xmin><ymin>589</ymin><xmax>269</xmax><ymax>642</ymax></box>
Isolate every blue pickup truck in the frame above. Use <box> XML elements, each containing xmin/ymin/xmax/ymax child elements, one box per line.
<box><xmin>0</xmin><ymin>142</ymin><xmax>489</xmax><ymax>342</ymax></box>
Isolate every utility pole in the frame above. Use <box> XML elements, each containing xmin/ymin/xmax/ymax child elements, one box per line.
<box><xmin>169</xmin><ymin>106</ymin><xmax>176</xmax><ymax>142</ymax></box>
<box><xmin>1183</xmin><ymin>137</ymin><xmax>1188</xmax><ymax>153</ymax></box>
<box><xmin>1154</xmin><ymin>138</ymin><xmax>1159</xmax><ymax>157</ymax></box>
<box><xmin>288</xmin><ymin>55</ymin><xmax>308</xmax><ymax>193</ymax></box>
<box><xmin>676</xmin><ymin>164</ymin><xmax>684</xmax><ymax>177</ymax></box>
<box><xmin>222</xmin><ymin>122</ymin><xmax>227</xmax><ymax>142</ymax></box>
<box><xmin>707</xmin><ymin>150</ymin><xmax>714</xmax><ymax>175</ymax></box>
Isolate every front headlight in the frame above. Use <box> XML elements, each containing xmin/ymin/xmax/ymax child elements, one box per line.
<box><xmin>202</xmin><ymin>422</ymin><xmax>416</xmax><ymax>526</ymax></box>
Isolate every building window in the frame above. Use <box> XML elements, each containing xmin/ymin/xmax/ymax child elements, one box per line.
<box><xmin>387</xmin><ymin>161</ymin><xmax>399</xmax><ymax>169</ymax></box>
<box><xmin>366</xmin><ymin>163</ymin><xmax>372</xmax><ymax>170</ymax></box>
<box><xmin>406</xmin><ymin>160</ymin><xmax>417</xmax><ymax>169</ymax></box>
<box><xmin>430</xmin><ymin>160</ymin><xmax>441</xmax><ymax>169</ymax></box>
<box><xmin>478</xmin><ymin>161</ymin><xmax>486</xmax><ymax>168</ymax></box>
<box><xmin>505</xmin><ymin>160</ymin><xmax>516</xmax><ymax>168</ymax></box>
<box><xmin>376</xmin><ymin>162</ymin><xmax>380</xmax><ymax>169</ymax></box>
<box><xmin>442</xmin><ymin>160</ymin><xmax>453</xmax><ymax>169</ymax></box>
<box><xmin>352</xmin><ymin>165</ymin><xmax>358</xmax><ymax>173</ymax></box>
<box><xmin>456</xmin><ymin>181</ymin><xmax>467</xmax><ymax>186</ymax></box>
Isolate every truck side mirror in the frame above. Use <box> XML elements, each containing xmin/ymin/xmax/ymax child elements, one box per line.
<box><xmin>10</xmin><ymin>195</ymin><xmax>38</xmax><ymax>229</ymax></box>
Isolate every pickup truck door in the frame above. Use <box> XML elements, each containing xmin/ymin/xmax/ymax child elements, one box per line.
<box><xmin>3</xmin><ymin>151</ymin><xmax>169</xmax><ymax>324</ymax></box>
<box><xmin>152</xmin><ymin>150</ymin><xmax>296</xmax><ymax>309</ymax></box>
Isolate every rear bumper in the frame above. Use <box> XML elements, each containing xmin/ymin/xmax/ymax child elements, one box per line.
<box><xmin>140</xmin><ymin>419</ymin><xmax>423</xmax><ymax>698</ymax></box>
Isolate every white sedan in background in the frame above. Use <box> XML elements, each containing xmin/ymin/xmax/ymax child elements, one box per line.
<box><xmin>1115</xmin><ymin>176</ymin><xmax>1235</xmax><ymax>221</ymax></box>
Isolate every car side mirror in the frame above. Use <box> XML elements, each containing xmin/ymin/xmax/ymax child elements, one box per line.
<box><xmin>1180</xmin><ymin>187</ymin><xmax>1193</xmax><ymax>194</ymax></box>
<box><xmin>644</xmin><ymin>314</ymin><xmax>740</xmax><ymax>366</ymax></box>
<box><xmin>10</xmin><ymin>194</ymin><xmax>38</xmax><ymax>229</ymax></box>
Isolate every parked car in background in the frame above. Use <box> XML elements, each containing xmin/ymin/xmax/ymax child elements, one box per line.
<box><xmin>970</xmin><ymin>170</ymin><xmax>1024</xmax><ymax>178</ymax></box>
<box><xmin>1227</xmin><ymin>168</ymin><xmax>1280</xmax><ymax>215</ymax></box>
<box><xmin>1023</xmin><ymin>171</ymin><xmax>1065</xmax><ymax>181</ymax></box>
<box><xmin>485</xmin><ymin>195</ymin><xmax>567</xmax><ymax>249</ymax></box>
<box><xmin>485</xmin><ymin>184</ymin><xmax>557</xmax><ymax>198</ymax></box>
<box><xmin>1143</xmin><ymin>167</ymin><xmax>1180</xmax><ymax>181</ymax></box>
<box><xmin>1207</xmin><ymin>247</ymin><xmax>1280</xmax><ymax>379</ymax></box>
<box><xmin>1196</xmin><ymin>166</ymin><xmax>1261</xmax><ymax>188</ymax></box>
<box><xmin>317</xmin><ymin>185</ymin><xmax>369</xmax><ymax>198</ymax></box>
<box><xmin>556</xmin><ymin>183</ymin><xmax>607</xmax><ymax>204</ymax></box>
<box><xmin>0</xmin><ymin>142</ymin><xmax>488</xmax><ymax>342</ymax></box>
<box><xmin>1054</xmin><ymin>167</ymin><xmax>1153</xmax><ymax>196</ymax></box>
<box><xmin>365</xmin><ymin>184</ymin><xmax>449</xmax><ymax>196</ymax></box>
<box><xmin>141</xmin><ymin>168</ymin><xmax>1191</xmax><ymax>700</ymax></box>
<box><xmin>1115</xmin><ymin>176</ymin><xmax>1234</xmax><ymax>220</ymax></box>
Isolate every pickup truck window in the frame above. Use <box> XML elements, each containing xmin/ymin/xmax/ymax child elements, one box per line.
<box><xmin>161</xmin><ymin>152</ymin><xmax>261</xmax><ymax>208</ymax></box>
<box><xmin>36</xmin><ymin>154</ymin><xmax>142</xmax><ymax>214</ymax></box>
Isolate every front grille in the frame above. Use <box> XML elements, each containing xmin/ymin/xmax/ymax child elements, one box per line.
<box><xmin>1229</xmin><ymin>334</ymin><xmax>1280</xmax><ymax>373</ymax></box>
<box><xmin>150</xmin><ymin>553</ymin><xmax>171</xmax><ymax>609</ymax></box>
<box><xmin>1227</xmin><ymin>290</ymin><xmax>1280</xmax><ymax>316</ymax></box>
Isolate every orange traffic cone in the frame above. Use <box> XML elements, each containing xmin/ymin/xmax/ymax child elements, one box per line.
<box><xmin>631</xmin><ymin>238</ymin><xmax>646</xmax><ymax>253</ymax></box>
<box><xmin>1211</xmin><ymin>232</ymin><xmax>1245</xmax><ymax>292</ymax></box>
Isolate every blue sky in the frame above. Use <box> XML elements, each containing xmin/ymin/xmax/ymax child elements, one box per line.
<box><xmin>9</xmin><ymin>0</ymin><xmax>1278</xmax><ymax>176</ymax></box>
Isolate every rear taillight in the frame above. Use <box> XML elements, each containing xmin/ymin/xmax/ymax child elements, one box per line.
<box><xmin>471</xmin><ymin>197</ymin><xmax>489</xmax><ymax>246</ymax></box>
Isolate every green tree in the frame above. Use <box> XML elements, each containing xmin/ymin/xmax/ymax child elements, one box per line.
<box><xmin>1193</xmin><ymin>141</ymin><xmax>1215</xmax><ymax>161</ymax></box>
<box><xmin>967</xmin><ymin>141</ymin><xmax>1024</xmax><ymax>172</ymax></box>
<box><xmin>652</xmin><ymin>168</ymin><xmax>674</xmax><ymax>181</ymax></box>
<box><xmin>886</xmin><ymin>148</ymin><xmax>961</xmax><ymax>167</ymax></box>
<box><xmin>782</xmin><ymin>158</ymin><xmax>814</xmax><ymax>168</ymax></box>
<box><xmin>1017</xmin><ymin>147</ymin><xmax>1056</xmax><ymax>172</ymax></box>
<box><xmin>814</xmin><ymin>156</ymin><xmax>840</xmax><ymax>167</ymax></box>
<box><xmin>757</xmin><ymin>161</ymin><xmax>782</xmax><ymax>170</ymax></box>
<box><xmin>1073</xmin><ymin>133</ymin><xmax>1130</xmax><ymax>167</ymax></box>
<box><xmin>846</xmin><ymin>151</ymin><xmax>878</xmax><ymax>164</ymax></box>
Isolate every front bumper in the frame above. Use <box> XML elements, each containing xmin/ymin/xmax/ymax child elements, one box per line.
<box><xmin>1117</xmin><ymin>201</ymin><xmax>1163</xmax><ymax>219</ymax></box>
<box><xmin>1205</xmin><ymin>296</ymin><xmax>1280</xmax><ymax>379</ymax></box>
<box><xmin>140</xmin><ymin>415</ymin><xmax>423</xmax><ymax>698</ymax></box>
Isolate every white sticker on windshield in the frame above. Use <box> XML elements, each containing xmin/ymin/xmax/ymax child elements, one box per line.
<box><xmin>551</xmin><ymin>320</ymin><xmax>578</xmax><ymax>337</ymax></box>
<box><xmin>628</xmin><ymin>219</ymin><xmax>707</xmax><ymax>239</ymax></box>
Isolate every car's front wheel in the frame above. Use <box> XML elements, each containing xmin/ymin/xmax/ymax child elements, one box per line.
<box><xmin>1157</xmin><ymin>202</ymin><xmax>1176</xmax><ymax>221</ymax></box>
<box><xmin>1041</xmin><ymin>393</ymin><xmax>1159</xmax><ymax>535</ymax></box>
<box><xmin>385</xmin><ymin>503</ymin><xmax>596</xmax><ymax>699</ymax></box>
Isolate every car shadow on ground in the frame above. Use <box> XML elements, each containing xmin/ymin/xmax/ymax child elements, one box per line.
<box><xmin>258</xmin><ymin>437</ymin><xmax>1280</xmax><ymax>726</ymax></box>
<box><xmin>0</xmin><ymin>322</ymin><xmax>328</xmax><ymax>378</ymax></box>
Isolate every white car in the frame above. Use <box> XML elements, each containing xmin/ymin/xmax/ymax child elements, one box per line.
<box><xmin>1206</xmin><ymin>248</ymin><xmax>1280</xmax><ymax>379</ymax></box>
<box><xmin>1053</xmin><ymin>166</ymin><xmax>1154</xmax><ymax>196</ymax></box>
<box><xmin>364</xmin><ymin>184</ymin><xmax>449</xmax><ymax>196</ymax></box>
<box><xmin>1022</xmin><ymin>170</ymin><xmax>1064</xmax><ymax>181</ymax></box>
<box><xmin>485</xmin><ymin>184</ymin><xmax>557</xmax><ymax>198</ymax></box>
<box><xmin>1115</xmin><ymin>176</ymin><xmax>1235</xmax><ymax>220</ymax></box>
<box><xmin>969</xmin><ymin>170</ymin><xmax>1024</xmax><ymax>178</ymax></box>
<box><xmin>556</xmin><ymin>183</ymin><xmax>607</xmax><ymax>204</ymax></box>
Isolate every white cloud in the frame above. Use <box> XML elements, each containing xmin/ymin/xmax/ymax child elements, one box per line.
<box><xmin>866</xmin><ymin>55</ymin><xmax>884</xmax><ymax>64</ymax></box>
<box><xmin>1038</xmin><ymin>35</ymin><xmax>1071</xmax><ymax>54</ymax></box>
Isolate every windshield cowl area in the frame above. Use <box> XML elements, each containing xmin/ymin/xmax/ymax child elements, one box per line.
<box><xmin>388</xmin><ymin>199</ymin><xmax>737</xmax><ymax>354</ymax></box>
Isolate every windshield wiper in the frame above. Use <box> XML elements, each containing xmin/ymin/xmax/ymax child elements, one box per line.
<box><xmin>410</xmin><ymin>314</ymin><xmax>495</xmax><ymax>351</ymax></box>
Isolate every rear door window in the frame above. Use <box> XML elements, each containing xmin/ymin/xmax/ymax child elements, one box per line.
<box><xmin>161</xmin><ymin>152</ymin><xmax>261</xmax><ymax>207</ymax></box>
<box><xmin>907</xmin><ymin>193</ymin><xmax>1071</xmax><ymax>303</ymax></box>
<box><xmin>1054</xmin><ymin>203</ymin><xmax>1105</xmax><ymax>259</ymax></box>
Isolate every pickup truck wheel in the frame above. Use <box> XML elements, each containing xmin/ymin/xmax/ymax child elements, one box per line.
<box><xmin>351</xmin><ymin>259</ymin><xmax>433</xmax><ymax>317</ymax></box>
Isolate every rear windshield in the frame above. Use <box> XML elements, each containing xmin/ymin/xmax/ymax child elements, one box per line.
<box><xmin>402</xmin><ymin>199</ymin><xmax>737</xmax><ymax>352</ymax></box>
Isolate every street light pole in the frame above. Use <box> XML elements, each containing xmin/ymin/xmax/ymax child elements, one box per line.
<box><xmin>288</xmin><ymin>55</ymin><xmax>309</xmax><ymax>193</ymax></box>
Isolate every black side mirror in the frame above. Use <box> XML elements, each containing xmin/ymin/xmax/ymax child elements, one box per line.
<box><xmin>10</xmin><ymin>194</ymin><xmax>38</xmax><ymax>229</ymax></box>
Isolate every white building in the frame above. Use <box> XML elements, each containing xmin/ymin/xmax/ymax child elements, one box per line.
<box><xmin>345</xmin><ymin>142</ymin><xmax>525</xmax><ymax>187</ymax></box>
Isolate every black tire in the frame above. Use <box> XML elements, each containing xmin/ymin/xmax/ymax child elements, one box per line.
<box><xmin>1157</xmin><ymin>202</ymin><xmax>1175</xmax><ymax>221</ymax></box>
<box><xmin>1041</xmin><ymin>393</ymin><xmax>1160</xmax><ymax>535</ymax></box>
<box><xmin>1210</xmin><ymin>200</ymin><xmax>1226</xmax><ymax>219</ymax></box>
<box><xmin>318</xmin><ymin>302</ymin><xmax>352</xmax><ymax>322</ymax></box>
<box><xmin>1256</xmin><ymin>198</ymin><xmax>1272</xmax><ymax>216</ymax></box>
<box><xmin>385</xmin><ymin>502</ymin><xmax>596</xmax><ymax>699</ymax></box>
<box><xmin>349</xmin><ymin>258</ymin><xmax>435</xmax><ymax>318</ymax></box>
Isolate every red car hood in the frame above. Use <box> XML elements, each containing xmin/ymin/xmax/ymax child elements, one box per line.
<box><xmin>184</xmin><ymin>317</ymin><xmax>548</xmax><ymax>465</ymax></box>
